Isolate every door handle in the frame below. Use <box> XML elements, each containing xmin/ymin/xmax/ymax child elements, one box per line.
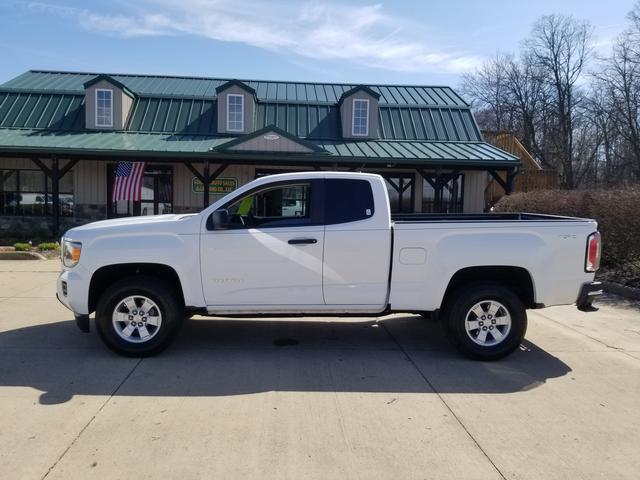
<box><xmin>288</xmin><ymin>238</ymin><xmax>317</xmax><ymax>245</ymax></box>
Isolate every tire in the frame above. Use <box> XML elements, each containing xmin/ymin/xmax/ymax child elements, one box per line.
<box><xmin>442</xmin><ymin>282</ymin><xmax>527</xmax><ymax>361</ymax></box>
<box><xmin>95</xmin><ymin>276</ymin><xmax>183</xmax><ymax>357</ymax></box>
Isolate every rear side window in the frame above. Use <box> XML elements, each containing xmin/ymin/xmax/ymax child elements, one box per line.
<box><xmin>325</xmin><ymin>179</ymin><xmax>375</xmax><ymax>225</ymax></box>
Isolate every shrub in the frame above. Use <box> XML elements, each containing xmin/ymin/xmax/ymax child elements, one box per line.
<box><xmin>13</xmin><ymin>243</ymin><xmax>31</xmax><ymax>251</ymax></box>
<box><xmin>494</xmin><ymin>188</ymin><xmax>640</xmax><ymax>268</ymax></box>
<box><xmin>38</xmin><ymin>242</ymin><xmax>59</xmax><ymax>251</ymax></box>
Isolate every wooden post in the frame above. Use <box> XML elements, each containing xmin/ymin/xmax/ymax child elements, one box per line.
<box><xmin>52</xmin><ymin>156</ymin><xmax>60</xmax><ymax>237</ymax></box>
<box><xmin>451</xmin><ymin>173</ymin><xmax>459</xmax><ymax>212</ymax></box>
<box><xmin>434</xmin><ymin>168</ymin><xmax>443</xmax><ymax>212</ymax></box>
<box><xmin>31</xmin><ymin>157</ymin><xmax>78</xmax><ymax>237</ymax></box>
<box><xmin>506</xmin><ymin>168</ymin><xmax>518</xmax><ymax>195</ymax></box>
<box><xmin>488</xmin><ymin>169</ymin><xmax>510</xmax><ymax>195</ymax></box>
<box><xmin>185</xmin><ymin>161</ymin><xmax>227</xmax><ymax>210</ymax></box>
<box><xmin>202</xmin><ymin>160</ymin><xmax>210</xmax><ymax>208</ymax></box>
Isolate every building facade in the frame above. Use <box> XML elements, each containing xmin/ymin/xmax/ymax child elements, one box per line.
<box><xmin>0</xmin><ymin>70</ymin><xmax>519</xmax><ymax>238</ymax></box>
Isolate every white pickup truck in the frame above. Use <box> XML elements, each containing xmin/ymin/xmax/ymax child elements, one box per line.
<box><xmin>57</xmin><ymin>172</ymin><xmax>602</xmax><ymax>360</ymax></box>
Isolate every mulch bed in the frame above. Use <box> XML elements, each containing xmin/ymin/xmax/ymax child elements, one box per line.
<box><xmin>597</xmin><ymin>265</ymin><xmax>640</xmax><ymax>290</ymax></box>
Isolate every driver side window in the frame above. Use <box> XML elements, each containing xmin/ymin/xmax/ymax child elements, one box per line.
<box><xmin>227</xmin><ymin>182</ymin><xmax>311</xmax><ymax>228</ymax></box>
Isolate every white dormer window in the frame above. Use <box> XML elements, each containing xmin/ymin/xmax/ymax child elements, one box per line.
<box><xmin>352</xmin><ymin>98</ymin><xmax>369</xmax><ymax>136</ymax></box>
<box><xmin>227</xmin><ymin>94</ymin><xmax>244</xmax><ymax>132</ymax></box>
<box><xmin>95</xmin><ymin>89</ymin><xmax>113</xmax><ymax>127</ymax></box>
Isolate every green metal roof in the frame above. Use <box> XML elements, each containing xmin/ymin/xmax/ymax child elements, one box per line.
<box><xmin>1</xmin><ymin>70</ymin><xmax>469</xmax><ymax>107</ymax></box>
<box><xmin>254</xmin><ymin>103</ymin><xmax>481</xmax><ymax>141</ymax></box>
<box><xmin>0</xmin><ymin>92</ymin><xmax>84</xmax><ymax>130</ymax></box>
<box><xmin>337</xmin><ymin>85</ymin><xmax>381</xmax><ymax>104</ymax></box>
<box><xmin>317</xmin><ymin>140</ymin><xmax>516</xmax><ymax>164</ymax></box>
<box><xmin>83</xmin><ymin>74</ymin><xmax>136</xmax><ymax>98</ymax></box>
<box><xmin>215</xmin><ymin>79</ymin><xmax>257</xmax><ymax>96</ymax></box>
<box><xmin>0</xmin><ymin>129</ymin><xmax>228</xmax><ymax>156</ymax></box>
<box><xmin>126</xmin><ymin>97</ymin><xmax>216</xmax><ymax>135</ymax></box>
<box><xmin>0</xmin><ymin>92</ymin><xmax>482</xmax><ymax>142</ymax></box>
<box><xmin>0</xmin><ymin>128</ymin><xmax>518</xmax><ymax>166</ymax></box>
<box><xmin>0</xmin><ymin>70</ymin><xmax>518</xmax><ymax>167</ymax></box>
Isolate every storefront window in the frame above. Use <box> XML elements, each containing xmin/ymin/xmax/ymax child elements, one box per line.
<box><xmin>0</xmin><ymin>169</ymin><xmax>73</xmax><ymax>216</ymax></box>
<box><xmin>422</xmin><ymin>173</ymin><xmax>464</xmax><ymax>213</ymax></box>
<box><xmin>0</xmin><ymin>170</ymin><xmax>18</xmax><ymax>215</ymax></box>
<box><xmin>108</xmin><ymin>165</ymin><xmax>173</xmax><ymax>218</ymax></box>
<box><xmin>378</xmin><ymin>174</ymin><xmax>414</xmax><ymax>214</ymax></box>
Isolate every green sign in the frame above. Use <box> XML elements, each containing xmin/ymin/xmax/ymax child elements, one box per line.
<box><xmin>192</xmin><ymin>177</ymin><xmax>238</xmax><ymax>195</ymax></box>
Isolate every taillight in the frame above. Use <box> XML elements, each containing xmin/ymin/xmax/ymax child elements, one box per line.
<box><xmin>585</xmin><ymin>232</ymin><xmax>601</xmax><ymax>272</ymax></box>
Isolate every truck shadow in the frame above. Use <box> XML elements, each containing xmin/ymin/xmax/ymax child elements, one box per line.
<box><xmin>0</xmin><ymin>315</ymin><xmax>571</xmax><ymax>404</ymax></box>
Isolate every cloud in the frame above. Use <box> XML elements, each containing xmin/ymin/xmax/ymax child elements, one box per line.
<box><xmin>26</xmin><ymin>0</ymin><xmax>482</xmax><ymax>74</ymax></box>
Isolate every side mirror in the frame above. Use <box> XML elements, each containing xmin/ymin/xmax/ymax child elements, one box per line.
<box><xmin>208</xmin><ymin>209</ymin><xmax>230</xmax><ymax>230</ymax></box>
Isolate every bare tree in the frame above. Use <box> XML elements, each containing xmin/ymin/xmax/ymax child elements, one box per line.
<box><xmin>461</xmin><ymin>54</ymin><xmax>515</xmax><ymax>131</ymax></box>
<box><xmin>601</xmin><ymin>37</ymin><xmax>640</xmax><ymax>180</ymax></box>
<box><xmin>525</xmin><ymin>14</ymin><xmax>593</xmax><ymax>188</ymax></box>
<box><xmin>504</xmin><ymin>54</ymin><xmax>548</xmax><ymax>164</ymax></box>
<box><xmin>586</xmin><ymin>83</ymin><xmax>619</xmax><ymax>187</ymax></box>
<box><xmin>461</xmin><ymin>5</ymin><xmax>640</xmax><ymax>189</ymax></box>
<box><xmin>626</xmin><ymin>2</ymin><xmax>640</xmax><ymax>58</ymax></box>
<box><xmin>588</xmin><ymin>1</ymin><xmax>640</xmax><ymax>185</ymax></box>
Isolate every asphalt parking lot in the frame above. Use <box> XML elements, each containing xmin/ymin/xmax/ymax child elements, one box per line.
<box><xmin>1</xmin><ymin>260</ymin><xmax>639</xmax><ymax>479</ymax></box>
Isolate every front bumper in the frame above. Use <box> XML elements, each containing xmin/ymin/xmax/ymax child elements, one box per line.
<box><xmin>56</xmin><ymin>292</ymin><xmax>90</xmax><ymax>332</ymax></box>
<box><xmin>576</xmin><ymin>281</ymin><xmax>603</xmax><ymax>312</ymax></box>
<box><xmin>56</xmin><ymin>269</ymin><xmax>91</xmax><ymax>333</ymax></box>
<box><xmin>56</xmin><ymin>268</ymin><xmax>90</xmax><ymax>315</ymax></box>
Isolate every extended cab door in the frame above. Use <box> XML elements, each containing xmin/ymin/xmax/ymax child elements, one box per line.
<box><xmin>201</xmin><ymin>179</ymin><xmax>325</xmax><ymax>308</ymax></box>
<box><xmin>322</xmin><ymin>177</ymin><xmax>392</xmax><ymax>307</ymax></box>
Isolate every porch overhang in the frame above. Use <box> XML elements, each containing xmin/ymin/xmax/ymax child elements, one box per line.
<box><xmin>0</xmin><ymin>127</ymin><xmax>521</xmax><ymax>237</ymax></box>
<box><xmin>0</xmin><ymin>130</ymin><xmax>521</xmax><ymax>170</ymax></box>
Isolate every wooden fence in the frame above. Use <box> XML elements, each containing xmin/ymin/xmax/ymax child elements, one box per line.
<box><xmin>482</xmin><ymin>131</ymin><xmax>560</xmax><ymax>208</ymax></box>
<box><xmin>485</xmin><ymin>169</ymin><xmax>560</xmax><ymax>208</ymax></box>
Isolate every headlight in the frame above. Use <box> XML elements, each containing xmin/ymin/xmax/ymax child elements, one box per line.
<box><xmin>62</xmin><ymin>240</ymin><xmax>82</xmax><ymax>268</ymax></box>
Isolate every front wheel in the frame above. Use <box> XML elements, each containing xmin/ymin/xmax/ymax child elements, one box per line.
<box><xmin>442</xmin><ymin>282</ymin><xmax>527</xmax><ymax>360</ymax></box>
<box><xmin>95</xmin><ymin>276</ymin><xmax>183</xmax><ymax>357</ymax></box>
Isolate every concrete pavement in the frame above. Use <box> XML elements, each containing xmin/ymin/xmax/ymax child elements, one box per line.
<box><xmin>0</xmin><ymin>259</ymin><xmax>639</xmax><ymax>479</ymax></box>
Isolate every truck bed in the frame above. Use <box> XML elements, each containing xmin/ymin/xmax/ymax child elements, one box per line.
<box><xmin>388</xmin><ymin>211</ymin><xmax>598</xmax><ymax>312</ymax></box>
<box><xmin>391</xmin><ymin>213</ymin><xmax>590</xmax><ymax>223</ymax></box>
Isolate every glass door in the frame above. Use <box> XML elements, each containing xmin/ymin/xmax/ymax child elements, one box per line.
<box><xmin>139</xmin><ymin>170</ymin><xmax>172</xmax><ymax>216</ymax></box>
<box><xmin>108</xmin><ymin>165</ymin><xmax>173</xmax><ymax>218</ymax></box>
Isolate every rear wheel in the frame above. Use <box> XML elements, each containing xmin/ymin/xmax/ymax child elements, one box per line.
<box><xmin>95</xmin><ymin>276</ymin><xmax>183</xmax><ymax>357</ymax></box>
<box><xmin>442</xmin><ymin>282</ymin><xmax>527</xmax><ymax>360</ymax></box>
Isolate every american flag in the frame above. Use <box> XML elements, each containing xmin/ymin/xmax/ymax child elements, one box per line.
<box><xmin>112</xmin><ymin>162</ymin><xmax>146</xmax><ymax>202</ymax></box>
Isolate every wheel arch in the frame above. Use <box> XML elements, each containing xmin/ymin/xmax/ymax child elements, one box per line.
<box><xmin>88</xmin><ymin>263</ymin><xmax>185</xmax><ymax>313</ymax></box>
<box><xmin>442</xmin><ymin>266</ymin><xmax>536</xmax><ymax>310</ymax></box>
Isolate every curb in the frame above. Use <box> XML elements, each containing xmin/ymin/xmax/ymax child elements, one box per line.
<box><xmin>0</xmin><ymin>251</ymin><xmax>47</xmax><ymax>260</ymax></box>
<box><xmin>601</xmin><ymin>281</ymin><xmax>640</xmax><ymax>301</ymax></box>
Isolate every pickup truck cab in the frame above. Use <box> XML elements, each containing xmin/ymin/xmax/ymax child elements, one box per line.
<box><xmin>57</xmin><ymin>172</ymin><xmax>602</xmax><ymax>360</ymax></box>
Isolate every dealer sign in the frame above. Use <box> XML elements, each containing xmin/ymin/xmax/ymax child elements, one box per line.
<box><xmin>192</xmin><ymin>177</ymin><xmax>238</xmax><ymax>194</ymax></box>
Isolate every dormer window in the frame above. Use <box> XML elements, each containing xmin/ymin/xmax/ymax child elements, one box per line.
<box><xmin>352</xmin><ymin>98</ymin><xmax>369</xmax><ymax>136</ymax></box>
<box><xmin>95</xmin><ymin>89</ymin><xmax>113</xmax><ymax>127</ymax></box>
<box><xmin>227</xmin><ymin>94</ymin><xmax>244</xmax><ymax>132</ymax></box>
<box><xmin>338</xmin><ymin>86</ymin><xmax>379</xmax><ymax>139</ymax></box>
<box><xmin>215</xmin><ymin>80</ymin><xmax>256</xmax><ymax>134</ymax></box>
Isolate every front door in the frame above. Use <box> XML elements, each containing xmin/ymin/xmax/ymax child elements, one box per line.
<box><xmin>200</xmin><ymin>179</ymin><xmax>325</xmax><ymax>308</ymax></box>
<box><xmin>107</xmin><ymin>165</ymin><xmax>173</xmax><ymax>218</ymax></box>
<box><xmin>140</xmin><ymin>169</ymin><xmax>173</xmax><ymax>216</ymax></box>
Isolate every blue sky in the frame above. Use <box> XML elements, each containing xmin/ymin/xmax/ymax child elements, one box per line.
<box><xmin>0</xmin><ymin>0</ymin><xmax>634</xmax><ymax>87</ymax></box>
